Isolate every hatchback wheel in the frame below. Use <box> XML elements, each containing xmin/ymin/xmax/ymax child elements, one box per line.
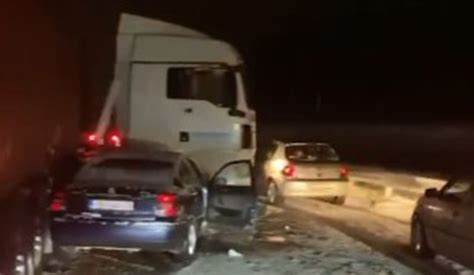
<box><xmin>411</xmin><ymin>218</ymin><xmax>434</xmax><ymax>258</ymax></box>
<box><xmin>267</xmin><ymin>182</ymin><xmax>283</xmax><ymax>205</ymax></box>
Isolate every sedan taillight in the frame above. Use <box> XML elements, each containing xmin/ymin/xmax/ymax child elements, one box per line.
<box><xmin>155</xmin><ymin>193</ymin><xmax>178</xmax><ymax>217</ymax></box>
<box><xmin>50</xmin><ymin>191</ymin><xmax>66</xmax><ymax>211</ymax></box>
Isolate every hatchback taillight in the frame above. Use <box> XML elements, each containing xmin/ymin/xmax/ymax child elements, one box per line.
<box><xmin>50</xmin><ymin>191</ymin><xmax>66</xmax><ymax>211</ymax></box>
<box><xmin>155</xmin><ymin>193</ymin><xmax>178</xmax><ymax>217</ymax></box>
<box><xmin>282</xmin><ymin>164</ymin><xmax>296</xmax><ymax>178</ymax></box>
<box><xmin>340</xmin><ymin>165</ymin><xmax>349</xmax><ymax>178</ymax></box>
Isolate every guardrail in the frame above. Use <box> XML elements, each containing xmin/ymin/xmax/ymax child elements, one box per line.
<box><xmin>345</xmin><ymin>166</ymin><xmax>447</xmax><ymax>222</ymax></box>
<box><xmin>350</xmin><ymin>166</ymin><xmax>446</xmax><ymax>203</ymax></box>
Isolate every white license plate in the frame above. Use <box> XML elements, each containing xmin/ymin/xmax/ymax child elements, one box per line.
<box><xmin>89</xmin><ymin>200</ymin><xmax>134</xmax><ymax>211</ymax></box>
<box><xmin>291</xmin><ymin>182</ymin><xmax>308</xmax><ymax>190</ymax></box>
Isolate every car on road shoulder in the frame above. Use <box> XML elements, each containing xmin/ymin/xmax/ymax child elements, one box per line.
<box><xmin>411</xmin><ymin>176</ymin><xmax>474</xmax><ymax>268</ymax></box>
<box><xmin>263</xmin><ymin>141</ymin><xmax>349</xmax><ymax>205</ymax></box>
<box><xmin>49</xmin><ymin>141</ymin><xmax>258</xmax><ymax>262</ymax></box>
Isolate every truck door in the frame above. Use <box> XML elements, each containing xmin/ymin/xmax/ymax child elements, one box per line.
<box><xmin>129</xmin><ymin>63</ymin><xmax>254</xmax><ymax>153</ymax></box>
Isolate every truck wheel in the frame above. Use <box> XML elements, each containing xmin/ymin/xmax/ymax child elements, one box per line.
<box><xmin>411</xmin><ymin>218</ymin><xmax>435</xmax><ymax>258</ymax></box>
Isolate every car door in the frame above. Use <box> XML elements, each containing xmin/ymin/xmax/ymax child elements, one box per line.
<box><xmin>177</xmin><ymin>159</ymin><xmax>205</xmax><ymax>220</ymax></box>
<box><xmin>439</xmin><ymin>177</ymin><xmax>474</xmax><ymax>266</ymax></box>
<box><xmin>424</xmin><ymin>177</ymin><xmax>473</xmax><ymax>261</ymax></box>
<box><xmin>207</xmin><ymin>161</ymin><xmax>258</xmax><ymax>228</ymax></box>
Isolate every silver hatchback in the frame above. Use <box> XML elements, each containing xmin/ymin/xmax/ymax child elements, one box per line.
<box><xmin>263</xmin><ymin>141</ymin><xmax>349</xmax><ymax>205</ymax></box>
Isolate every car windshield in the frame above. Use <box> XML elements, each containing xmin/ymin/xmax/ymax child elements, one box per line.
<box><xmin>285</xmin><ymin>144</ymin><xmax>339</xmax><ymax>162</ymax></box>
<box><xmin>75</xmin><ymin>158</ymin><xmax>174</xmax><ymax>186</ymax></box>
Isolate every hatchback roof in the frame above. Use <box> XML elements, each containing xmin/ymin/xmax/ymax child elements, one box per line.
<box><xmin>275</xmin><ymin>140</ymin><xmax>331</xmax><ymax>147</ymax></box>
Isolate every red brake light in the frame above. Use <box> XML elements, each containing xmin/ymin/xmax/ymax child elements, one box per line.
<box><xmin>50</xmin><ymin>191</ymin><xmax>66</xmax><ymax>211</ymax></box>
<box><xmin>340</xmin><ymin>165</ymin><xmax>349</xmax><ymax>178</ymax></box>
<box><xmin>83</xmin><ymin>132</ymin><xmax>101</xmax><ymax>147</ymax></box>
<box><xmin>106</xmin><ymin>130</ymin><xmax>123</xmax><ymax>148</ymax></box>
<box><xmin>155</xmin><ymin>193</ymin><xmax>177</xmax><ymax>217</ymax></box>
<box><xmin>282</xmin><ymin>164</ymin><xmax>296</xmax><ymax>177</ymax></box>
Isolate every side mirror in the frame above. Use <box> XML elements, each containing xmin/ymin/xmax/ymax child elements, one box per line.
<box><xmin>228</xmin><ymin>108</ymin><xmax>246</xmax><ymax>118</ymax></box>
<box><xmin>424</xmin><ymin>188</ymin><xmax>439</xmax><ymax>198</ymax></box>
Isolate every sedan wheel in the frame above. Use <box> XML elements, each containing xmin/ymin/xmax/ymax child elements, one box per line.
<box><xmin>173</xmin><ymin>222</ymin><xmax>199</xmax><ymax>263</ymax></box>
<box><xmin>187</xmin><ymin>223</ymin><xmax>197</xmax><ymax>256</ymax></box>
<box><xmin>411</xmin><ymin>219</ymin><xmax>434</xmax><ymax>258</ymax></box>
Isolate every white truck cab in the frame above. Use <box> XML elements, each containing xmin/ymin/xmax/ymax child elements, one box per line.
<box><xmin>105</xmin><ymin>13</ymin><xmax>256</xmax><ymax>177</ymax></box>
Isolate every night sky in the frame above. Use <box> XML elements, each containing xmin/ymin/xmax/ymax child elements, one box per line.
<box><xmin>128</xmin><ymin>1</ymin><xmax>474</xmax><ymax>123</ymax></box>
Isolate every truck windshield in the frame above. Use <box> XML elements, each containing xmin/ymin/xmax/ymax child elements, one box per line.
<box><xmin>167</xmin><ymin>67</ymin><xmax>237</xmax><ymax>108</ymax></box>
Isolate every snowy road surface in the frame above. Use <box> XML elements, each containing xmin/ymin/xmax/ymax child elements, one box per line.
<box><xmin>43</xmin><ymin>166</ymin><xmax>473</xmax><ymax>275</ymax></box>
<box><xmin>46</xmin><ymin>205</ymin><xmax>416</xmax><ymax>275</ymax></box>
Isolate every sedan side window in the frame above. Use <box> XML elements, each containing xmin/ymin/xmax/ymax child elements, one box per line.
<box><xmin>178</xmin><ymin>162</ymin><xmax>192</xmax><ymax>187</ymax></box>
<box><xmin>178</xmin><ymin>160</ymin><xmax>199</xmax><ymax>187</ymax></box>
<box><xmin>441</xmin><ymin>178</ymin><xmax>473</xmax><ymax>203</ymax></box>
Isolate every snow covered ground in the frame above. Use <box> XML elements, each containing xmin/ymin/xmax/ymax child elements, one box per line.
<box><xmin>47</xmin><ymin>205</ymin><xmax>417</xmax><ymax>275</ymax></box>
<box><xmin>178</xmin><ymin>206</ymin><xmax>416</xmax><ymax>275</ymax></box>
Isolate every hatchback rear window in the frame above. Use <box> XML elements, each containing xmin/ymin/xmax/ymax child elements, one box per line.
<box><xmin>285</xmin><ymin>144</ymin><xmax>339</xmax><ymax>162</ymax></box>
<box><xmin>75</xmin><ymin>159</ymin><xmax>174</xmax><ymax>186</ymax></box>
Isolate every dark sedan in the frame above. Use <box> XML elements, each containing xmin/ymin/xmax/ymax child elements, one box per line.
<box><xmin>411</xmin><ymin>176</ymin><xmax>474</xmax><ymax>268</ymax></box>
<box><xmin>49</xmin><ymin>142</ymin><xmax>258</xmax><ymax>261</ymax></box>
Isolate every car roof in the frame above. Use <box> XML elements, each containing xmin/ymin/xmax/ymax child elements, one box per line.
<box><xmin>277</xmin><ymin>141</ymin><xmax>331</xmax><ymax>147</ymax></box>
<box><xmin>89</xmin><ymin>139</ymin><xmax>183</xmax><ymax>166</ymax></box>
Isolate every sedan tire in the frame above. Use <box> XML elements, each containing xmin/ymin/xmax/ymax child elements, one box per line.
<box><xmin>411</xmin><ymin>218</ymin><xmax>435</xmax><ymax>259</ymax></box>
<box><xmin>172</xmin><ymin>221</ymin><xmax>199</xmax><ymax>263</ymax></box>
<box><xmin>332</xmin><ymin>196</ymin><xmax>346</xmax><ymax>205</ymax></box>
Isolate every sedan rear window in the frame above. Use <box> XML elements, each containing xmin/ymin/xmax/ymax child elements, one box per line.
<box><xmin>75</xmin><ymin>159</ymin><xmax>174</xmax><ymax>186</ymax></box>
<box><xmin>285</xmin><ymin>144</ymin><xmax>339</xmax><ymax>162</ymax></box>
